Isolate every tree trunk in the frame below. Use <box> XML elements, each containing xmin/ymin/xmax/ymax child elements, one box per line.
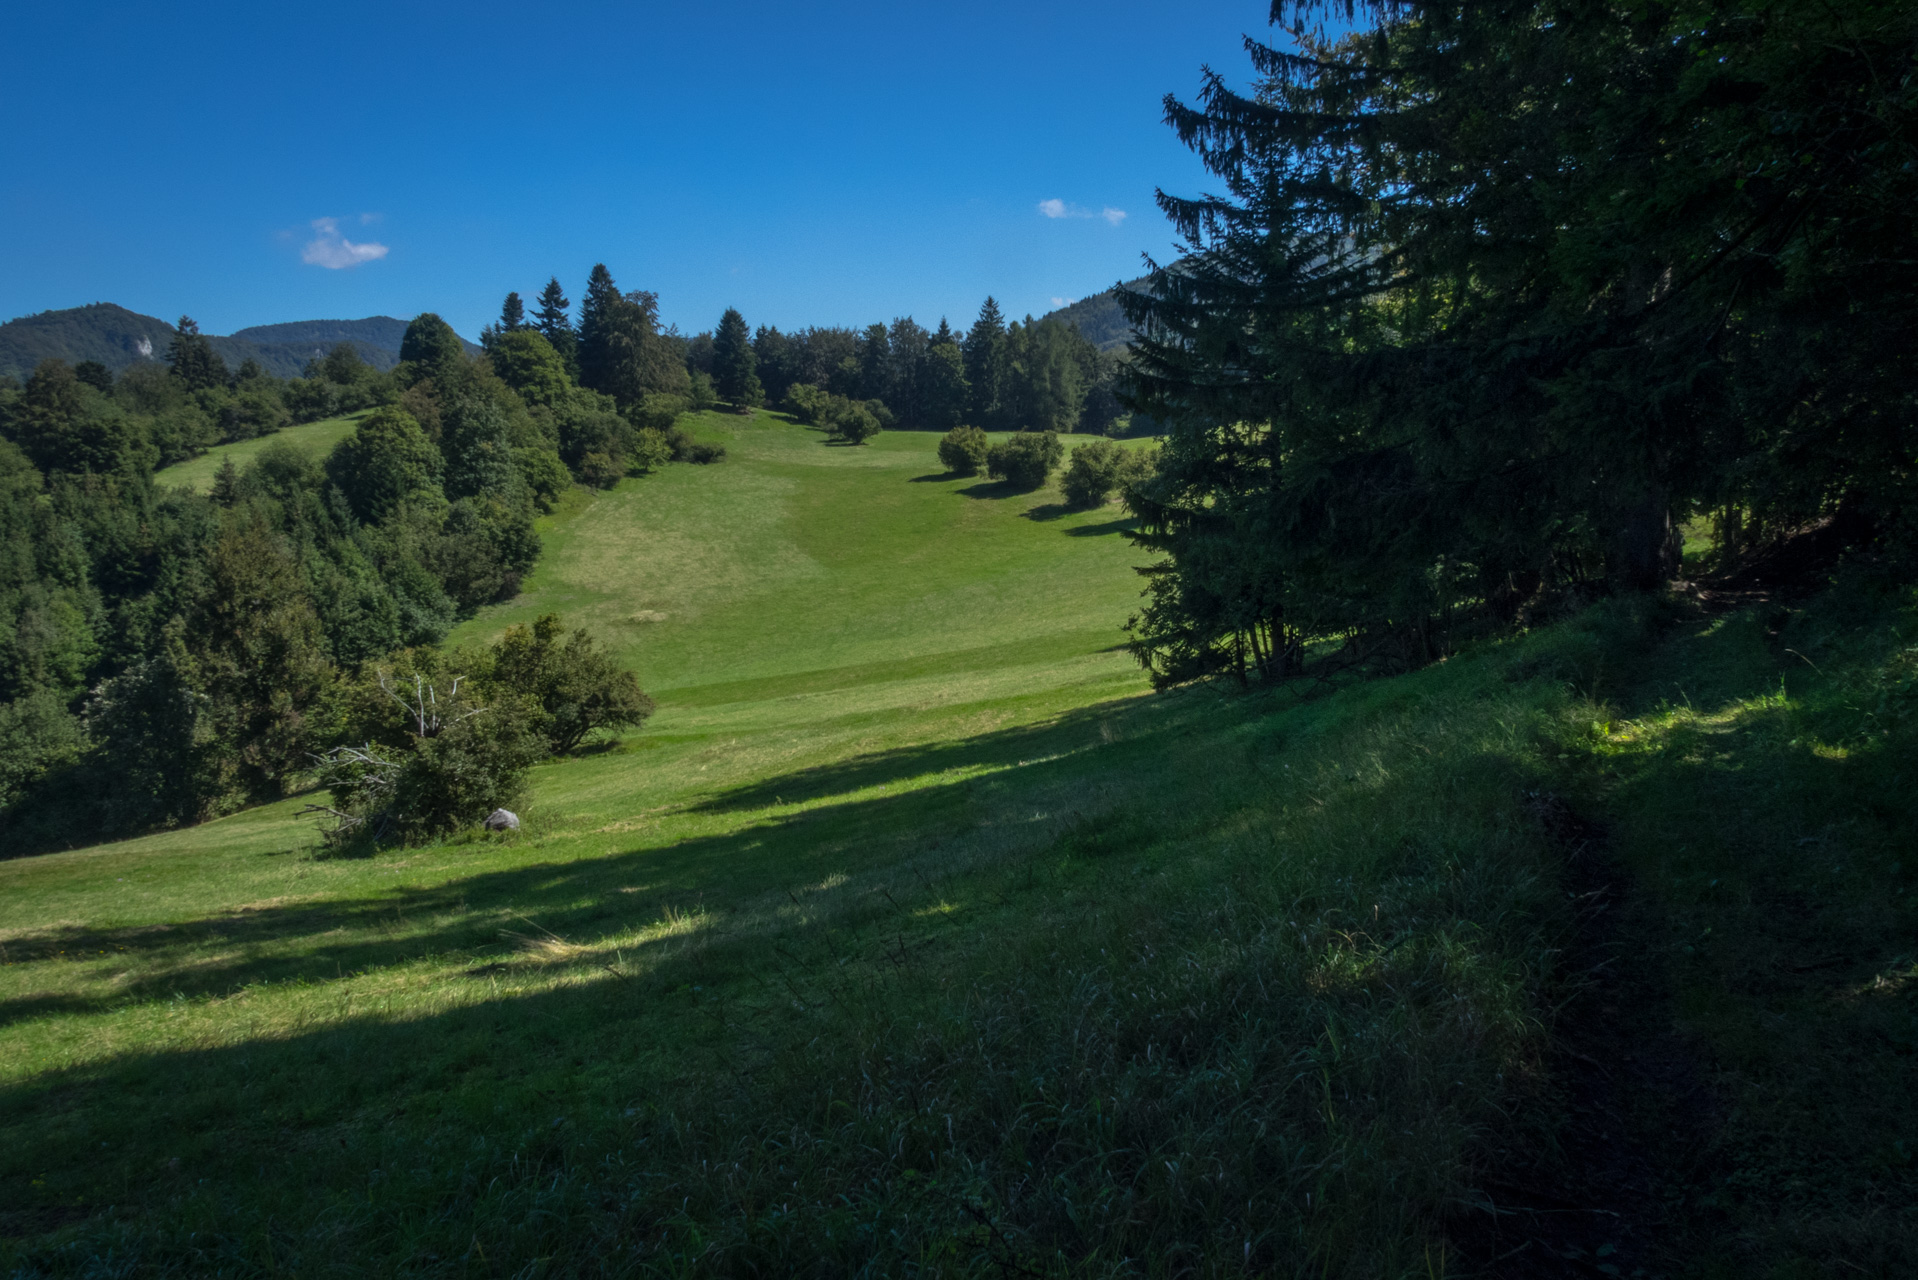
<box><xmin>1608</xmin><ymin>495</ymin><xmax>1681</xmax><ymax>593</ymax></box>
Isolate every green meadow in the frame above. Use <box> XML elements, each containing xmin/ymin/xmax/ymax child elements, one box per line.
<box><xmin>153</xmin><ymin>412</ymin><xmax>368</xmax><ymax>493</ymax></box>
<box><xmin>4</xmin><ymin>412</ymin><xmax>1915</xmax><ymax>1275</ymax></box>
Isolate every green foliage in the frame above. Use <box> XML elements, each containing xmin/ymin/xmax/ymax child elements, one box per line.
<box><xmin>0</xmin><ymin>303</ymin><xmax>177</xmax><ymax>381</ymax></box>
<box><xmin>532</xmin><ymin>277</ymin><xmax>577</xmax><ymax>376</ymax></box>
<box><xmin>686</xmin><ymin>369</ymin><xmax>719</xmax><ymax>411</ymax></box>
<box><xmin>919</xmin><ymin>335</ymin><xmax>969</xmax><ymax>430</ymax></box>
<box><xmin>322</xmin><ymin>660</ymin><xmax>543</xmax><ymax>848</ymax></box>
<box><xmin>165</xmin><ymin>316</ymin><xmax>227</xmax><ymax>392</ymax></box>
<box><xmin>1043</xmin><ymin>284</ymin><xmax>1143</xmax><ymax>352</ymax></box>
<box><xmin>325</xmin><ymin>406</ymin><xmax>443</xmax><ymax>523</ymax></box>
<box><xmin>577</xmin><ymin>265</ymin><xmax>689</xmax><ymax>409</ymax></box>
<box><xmin>484</xmin><ymin>329</ymin><xmax>570</xmax><ymax>408</ymax></box>
<box><xmin>936</xmin><ymin>424</ymin><xmax>988</xmax><ymax>475</ymax></box>
<box><xmin>8</xmin><ymin>359</ymin><xmax>158</xmax><ymax>478</ymax></box>
<box><xmin>72</xmin><ymin>361</ymin><xmax>112</xmax><ymax>393</ymax></box>
<box><xmin>396</xmin><ymin>313</ymin><xmax>467</xmax><ymax>389</ymax></box>
<box><xmin>711</xmin><ymin>308</ymin><xmax>764</xmax><ymax>410</ymax></box>
<box><xmin>432</xmin><ymin>496</ymin><xmax>538</xmax><ymax>609</ymax></box>
<box><xmin>0</xmin><ymin>689</ymin><xmax>83</xmax><ymax>812</ymax></box>
<box><xmin>498</xmin><ymin>291</ymin><xmax>526</xmax><ymax>332</ymax></box>
<box><xmin>514</xmin><ymin>443</ymin><xmax>571</xmax><ymax>511</ymax></box>
<box><xmin>986</xmin><ymin>429</ymin><xmax>1062</xmax><ymax>489</ymax></box>
<box><xmin>1001</xmin><ymin>318</ymin><xmax>1091</xmax><ymax>433</ymax></box>
<box><xmin>438</xmin><ymin>388</ymin><xmax>526</xmax><ymax>502</ymax></box>
<box><xmin>1122</xmin><ymin>0</ymin><xmax>1918</xmax><ymax>681</ymax></box>
<box><xmin>186</xmin><ymin>505</ymin><xmax>340</xmax><ymax>802</ymax></box>
<box><xmin>827</xmin><ymin>402</ymin><xmax>881</xmax><ymax>446</ymax></box>
<box><xmin>1060</xmin><ymin>438</ymin><xmax>1154</xmax><ymax>508</ymax></box>
<box><xmin>785</xmin><ymin>382</ymin><xmax>885</xmax><ymax>444</ymax></box>
<box><xmin>81</xmin><ymin>637</ymin><xmax>223</xmax><ymax>830</ymax></box>
<box><xmin>553</xmin><ymin>392</ymin><xmax>637</xmax><ymax>488</ymax></box>
<box><xmin>627</xmin><ymin>391</ymin><xmax>689</xmax><ymax>435</ymax></box>
<box><xmin>489</xmin><ymin>613</ymin><xmax>654</xmax><ymax>754</ymax></box>
<box><xmin>215</xmin><ymin>385</ymin><xmax>289</xmax><ymax>442</ymax></box>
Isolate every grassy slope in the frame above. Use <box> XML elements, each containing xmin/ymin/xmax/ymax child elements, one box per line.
<box><xmin>152</xmin><ymin>412</ymin><xmax>367</xmax><ymax>493</ymax></box>
<box><xmin>1</xmin><ymin>413</ymin><xmax>1913</xmax><ymax>1276</ymax></box>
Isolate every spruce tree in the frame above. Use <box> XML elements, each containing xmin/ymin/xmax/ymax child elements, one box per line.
<box><xmin>533</xmin><ymin>277</ymin><xmax>576</xmax><ymax>374</ymax></box>
<box><xmin>962</xmin><ymin>298</ymin><xmax>1007</xmax><ymax>429</ymax></box>
<box><xmin>575</xmin><ymin>265</ymin><xmax>622</xmax><ymax>395</ymax></box>
<box><xmin>711</xmin><ymin>309</ymin><xmax>763</xmax><ymax>410</ymax></box>
<box><xmin>166</xmin><ymin>317</ymin><xmax>227</xmax><ymax>392</ymax></box>
<box><xmin>500</xmin><ymin>292</ymin><xmax>527</xmax><ymax>331</ymax></box>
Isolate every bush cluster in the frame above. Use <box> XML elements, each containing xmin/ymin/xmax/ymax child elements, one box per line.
<box><xmin>783</xmin><ymin>383</ymin><xmax>890</xmax><ymax>445</ymax></box>
<box><xmin>318</xmin><ymin>613</ymin><xmax>653</xmax><ymax>848</ymax></box>
<box><xmin>986</xmin><ymin>430</ymin><xmax>1063</xmax><ymax>490</ymax></box>
<box><xmin>937</xmin><ymin>425</ymin><xmax>989</xmax><ymax>476</ymax></box>
<box><xmin>1060</xmin><ymin>439</ymin><xmax>1155</xmax><ymax>508</ymax></box>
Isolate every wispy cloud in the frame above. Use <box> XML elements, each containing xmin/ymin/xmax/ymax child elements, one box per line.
<box><xmin>1051</xmin><ymin>296</ymin><xmax>1075</xmax><ymax>308</ymax></box>
<box><xmin>1038</xmin><ymin>199</ymin><xmax>1127</xmax><ymax>226</ymax></box>
<box><xmin>301</xmin><ymin>217</ymin><xmax>388</xmax><ymax>269</ymax></box>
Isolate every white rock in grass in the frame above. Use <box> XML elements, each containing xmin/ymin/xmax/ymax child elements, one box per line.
<box><xmin>484</xmin><ymin>808</ymin><xmax>520</xmax><ymax>832</ymax></box>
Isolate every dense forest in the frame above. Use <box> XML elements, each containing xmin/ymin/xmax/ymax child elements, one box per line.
<box><xmin>1121</xmin><ymin>0</ymin><xmax>1918</xmax><ymax>686</ymax></box>
<box><xmin>0</xmin><ymin>265</ymin><xmax>1130</xmax><ymax>852</ymax></box>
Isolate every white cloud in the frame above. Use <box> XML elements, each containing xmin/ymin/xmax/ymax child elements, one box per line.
<box><xmin>1037</xmin><ymin>198</ymin><xmax>1127</xmax><ymax>226</ymax></box>
<box><xmin>1051</xmin><ymin>296</ymin><xmax>1074</xmax><ymax>308</ymax></box>
<box><xmin>301</xmin><ymin>217</ymin><xmax>388</xmax><ymax>269</ymax></box>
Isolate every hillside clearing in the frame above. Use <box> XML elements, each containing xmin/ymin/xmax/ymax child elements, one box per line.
<box><xmin>152</xmin><ymin>412</ymin><xmax>368</xmax><ymax>493</ymax></box>
<box><xmin>1</xmin><ymin>414</ymin><xmax>1912</xmax><ymax>1275</ymax></box>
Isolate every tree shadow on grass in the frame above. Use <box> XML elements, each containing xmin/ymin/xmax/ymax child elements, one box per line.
<box><xmin>908</xmin><ymin>472</ymin><xmax>960</xmax><ymax>483</ymax></box>
<box><xmin>1023</xmin><ymin>503</ymin><xmax>1074</xmax><ymax>522</ymax></box>
<box><xmin>0</xmin><ymin>694</ymin><xmax>1197</xmax><ymax>1012</ymax></box>
<box><xmin>687</xmin><ymin>691</ymin><xmax>1184</xmax><ymax>817</ymax></box>
<box><xmin>1066</xmin><ymin>516</ymin><xmax>1137</xmax><ymax>538</ymax></box>
<box><xmin>0</xmin><ymin>681</ymin><xmax>1270</xmax><ymax>1271</ymax></box>
<box><xmin>956</xmin><ymin>480</ymin><xmax>1027</xmax><ymax>500</ymax></box>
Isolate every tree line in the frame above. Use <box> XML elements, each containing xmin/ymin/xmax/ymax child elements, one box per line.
<box><xmin>672</xmin><ymin>297</ymin><xmax>1129</xmax><ymax>437</ymax></box>
<box><xmin>0</xmin><ymin>255</ymin><xmax>1151</xmax><ymax>850</ymax></box>
<box><xmin>0</xmin><ymin>259</ymin><xmax>723</xmax><ymax>853</ymax></box>
<box><xmin>1120</xmin><ymin>0</ymin><xmax>1918</xmax><ymax>687</ymax></box>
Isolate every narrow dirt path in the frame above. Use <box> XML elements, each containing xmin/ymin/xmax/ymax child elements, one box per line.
<box><xmin>1451</xmin><ymin>794</ymin><xmax>1721</xmax><ymax>1278</ymax></box>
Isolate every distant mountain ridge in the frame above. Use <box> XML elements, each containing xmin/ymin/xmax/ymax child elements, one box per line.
<box><xmin>0</xmin><ymin>304</ymin><xmax>479</xmax><ymax>380</ymax></box>
<box><xmin>1043</xmin><ymin>278</ymin><xmax>1147</xmax><ymax>353</ymax></box>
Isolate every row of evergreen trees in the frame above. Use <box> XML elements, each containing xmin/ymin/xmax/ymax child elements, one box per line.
<box><xmin>1120</xmin><ymin>0</ymin><xmax>1918</xmax><ymax>687</ymax></box>
<box><xmin>484</xmin><ymin>278</ymin><xmax>1128</xmax><ymax>436</ymax></box>
<box><xmin>697</xmin><ymin>300</ymin><xmax>1125</xmax><ymax>435</ymax></box>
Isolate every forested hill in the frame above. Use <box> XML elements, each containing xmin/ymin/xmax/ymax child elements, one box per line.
<box><xmin>1043</xmin><ymin>279</ymin><xmax>1145</xmax><ymax>353</ymax></box>
<box><xmin>0</xmin><ymin>304</ymin><xmax>479</xmax><ymax>379</ymax></box>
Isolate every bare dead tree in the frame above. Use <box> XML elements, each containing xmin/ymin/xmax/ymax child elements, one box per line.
<box><xmin>378</xmin><ymin>672</ymin><xmax>486</xmax><ymax>739</ymax></box>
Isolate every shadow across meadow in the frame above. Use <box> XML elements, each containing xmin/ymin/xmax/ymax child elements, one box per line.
<box><xmin>0</xmin><ymin>693</ymin><xmax>1196</xmax><ymax>1013</ymax></box>
<box><xmin>0</xmin><ymin>684</ymin><xmax>1260</xmax><ymax>1267</ymax></box>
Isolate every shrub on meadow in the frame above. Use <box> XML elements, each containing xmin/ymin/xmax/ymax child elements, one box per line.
<box><xmin>938</xmin><ymin>425</ymin><xmax>989</xmax><ymax>475</ymax></box>
<box><xmin>1060</xmin><ymin>439</ymin><xmax>1156</xmax><ymax>508</ymax></box>
<box><xmin>985</xmin><ymin>430</ymin><xmax>1063</xmax><ymax>490</ymax></box>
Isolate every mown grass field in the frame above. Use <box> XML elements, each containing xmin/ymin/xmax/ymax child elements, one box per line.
<box><xmin>154</xmin><ymin>412</ymin><xmax>368</xmax><ymax>492</ymax></box>
<box><xmin>3</xmin><ymin>411</ymin><xmax>1914</xmax><ymax>1277</ymax></box>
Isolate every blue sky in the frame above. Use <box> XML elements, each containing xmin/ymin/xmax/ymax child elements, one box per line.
<box><xmin>1</xmin><ymin>1</ymin><xmax>1282</xmax><ymax>340</ymax></box>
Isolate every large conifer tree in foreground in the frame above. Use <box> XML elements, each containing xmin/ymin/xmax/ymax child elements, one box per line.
<box><xmin>1121</xmin><ymin>0</ymin><xmax>1918</xmax><ymax>687</ymax></box>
